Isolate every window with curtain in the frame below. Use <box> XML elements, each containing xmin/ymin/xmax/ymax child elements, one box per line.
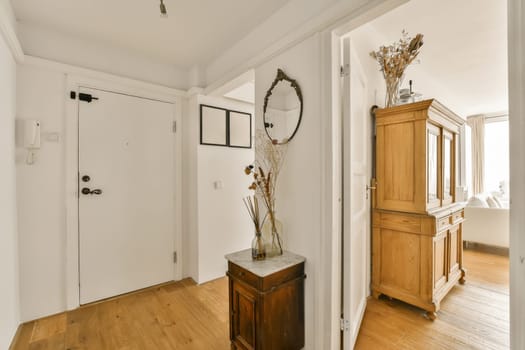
<box><xmin>465</xmin><ymin>126</ymin><xmax>472</xmax><ymax>197</ymax></box>
<box><xmin>484</xmin><ymin>120</ymin><xmax>509</xmax><ymax>202</ymax></box>
<box><xmin>465</xmin><ymin>119</ymin><xmax>509</xmax><ymax>206</ymax></box>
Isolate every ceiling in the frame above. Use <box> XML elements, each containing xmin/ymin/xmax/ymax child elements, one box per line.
<box><xmin>12</xmin><ymin>0</ymin><xmax>291</xmax><ymax>68</ymax></box>
<box><xmin>358</xmin><ymin>0</ymin><xmax>508</xmax><ymax>117</ymax></box>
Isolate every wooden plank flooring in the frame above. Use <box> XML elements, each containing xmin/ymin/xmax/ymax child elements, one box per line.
<box><xmin>11</xmin><ymin>250</ymin><xmax>509</xmax><ymax>350</ymax></box>
<box><xmin>355</xmin><ymin>249</ymin><xmax>509</xmax><ymax>350</ymax></box>
<box><xmin>11</xmin><ymin>278</ymin><xmax>230</xmax><ymax>350</ymax></box>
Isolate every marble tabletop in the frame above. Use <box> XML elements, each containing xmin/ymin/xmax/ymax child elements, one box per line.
<box><xmin>225</xmin><ymin>249</ymin><xmax>306</xmax><ymax>277</ymax></box>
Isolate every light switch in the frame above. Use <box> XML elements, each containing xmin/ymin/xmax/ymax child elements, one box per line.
<box><xmin>214</xmin><ymin>181</ymin><xmax>223</xmax><ymax>190</ymax></box>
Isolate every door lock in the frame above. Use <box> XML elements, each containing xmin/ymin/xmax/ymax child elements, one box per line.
<box><xmin>81</xmin><ymin>187</ymin><xmax>103</xmax><ymax>195</ymax></box>
<box><xmin>82</xmin><ymin>175</ymin><xmax>91</xmax><ymax>182</ymax></box>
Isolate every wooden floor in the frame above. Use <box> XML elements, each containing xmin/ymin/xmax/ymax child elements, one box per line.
<box><xmin>355</xmin><ymin>249</ymin><xmax>510</xmax><ymax>350</ymax></box>
<box><xmin>11</xmin><ymin>278</ymin><xmax>230</xmax><ymax>350</ymax></box>
<box><xmin>11</xmin><ymin>250</ymin><xmax>509</xmax><ymax>350</ymax></box>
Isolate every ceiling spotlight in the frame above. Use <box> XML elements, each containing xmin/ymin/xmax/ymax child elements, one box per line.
<box><xmin>159</xmin><ymin>0</ymin><xmax>168</xmax><ymax>18</ymax></box>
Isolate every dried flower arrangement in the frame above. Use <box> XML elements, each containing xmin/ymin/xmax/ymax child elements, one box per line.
<box><xmin>370</xmin><ymin>30</ymin><xmax>424</xmax><ymax>107</ymax></box>
<box><xmin>244</xmin><ymin>130</ymin><xmax>288</xmax><ymax>256</ymax></box>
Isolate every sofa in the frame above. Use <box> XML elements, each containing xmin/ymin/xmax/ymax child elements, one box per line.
<box><xmin>462</xmin><ymin>195</ymin><xmax>509</xmax><ymax>248</ymax></box>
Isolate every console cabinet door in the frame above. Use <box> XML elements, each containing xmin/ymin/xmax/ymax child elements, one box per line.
<box><xmin>231</xmin><ymin>281</ymin><xmax>257</xmax><ymax>350</ymax></box>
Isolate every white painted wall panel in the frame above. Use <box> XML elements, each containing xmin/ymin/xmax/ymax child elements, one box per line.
<box><xmin>0</xmin><ymin>13</ymin><xmax>20</xmax><ymax>348</ymax></box>
<box><xmin>255</xmin><ymin>34</ymin><xmax>321</xmax><ymax>350</ymax></box>
<box><xmin>16</xmin><ymin>64</ymin><xmax>67</xmax><ymax>321</ymax></box>
<box><xmin>183</xmin><ymin>94</ymin><xmax>254</xmax><ymax>284</ymax></box>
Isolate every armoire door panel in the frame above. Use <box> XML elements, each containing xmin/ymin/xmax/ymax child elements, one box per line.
<box><xmin>442</xmin><ymin>130</ymin><xmax>455</xmax><ymax>206</ymax></box>
<box><xmin>433</xmin><ymin>233</ymin><xmax>448</xmax><ymax>292</ymax></box>
<box><xmin>448</xmin><ymin>225</ymin><xmax>460</xmax><ymax>275</ymax></box>
<box><xmin>426</xmin><ymin>123</ymin><xmax>442</xmax><ymax>211</ymax></box>
<box><xmin>380</xmin><ymin>229</ymin><xmax>420</xmax><ymax>294</ymax></box>
<box><xmin>383</xmin><ymin>122</ymin><xmax>415</xmax><ymax>203</ymax></box>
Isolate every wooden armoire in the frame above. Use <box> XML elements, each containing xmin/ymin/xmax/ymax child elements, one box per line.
<box><xmin>372</xmin><ymin>99</ymin><xmax>466</xmax><ymax>320</ymax></box>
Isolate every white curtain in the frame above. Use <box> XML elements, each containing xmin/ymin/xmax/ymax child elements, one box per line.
<box><xmin>467</xmin><ymin>115</ymin><xmax>485</xmax><ymax>195</ymax></box>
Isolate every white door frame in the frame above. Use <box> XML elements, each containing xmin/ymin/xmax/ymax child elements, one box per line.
<box><xmin>508</xmin><ymin>0</ymin><xmax>525</xmax><ymax>348</ymax></box>
<box><xmin>320</xmin><ymin>2</ymin><xmax>408</xmax><ymax>348</ymax></box>
<box><xmin>64</xmin><ymin>74</ymin><xmax>183</xmax><ymax>310</ymax></box>
<box><xmin>341</xmin><ymin>38</ymin><xmax>370</xmax><ymax>349</ymax></box>
<box><xmin>318</xmin><ymin>2</ymin><xmax>409</xmax><ymax>348</ymax></box>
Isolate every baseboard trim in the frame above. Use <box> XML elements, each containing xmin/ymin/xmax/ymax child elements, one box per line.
<box><xmin>463</xmin><ymin>241</ymin><xmax>509</xmax><ymax>256</ymax></box>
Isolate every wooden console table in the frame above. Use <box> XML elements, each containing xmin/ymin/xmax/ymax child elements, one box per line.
<box><xmin>225</xmin><ymin>250</ymin><xmax>306</xmax><ymax>350</ymax></box>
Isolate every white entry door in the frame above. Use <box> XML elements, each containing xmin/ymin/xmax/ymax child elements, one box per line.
<box><xmin>342</xmin><ymin>38</ymin><xmax>370</xmax><ymax>349</ymax></box>
<box><xmin>79</xmin><ymin>87</ymin><xmax>176</xmax><ymax>304</ymax></box>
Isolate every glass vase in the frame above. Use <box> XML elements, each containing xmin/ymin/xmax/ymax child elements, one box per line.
<box><xmin>251</xmin><ymin>232</ymin><xmax>266</xmax><ymax>260</ymax></box>
<box><xmin>384</xmin><ymin>76</ymin><xmax>403</xmax><ymax>107</ymax></box>
<box><xmin>262</xmin><ymin>218</ymin><xmax>283</xmax><ymax>257</ymax></box>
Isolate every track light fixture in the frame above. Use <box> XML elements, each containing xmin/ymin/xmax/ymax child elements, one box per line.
<box><xmin>159</xmin><ymin>0</ymin><xmax>168</xmax><ymax>18</ymax></box>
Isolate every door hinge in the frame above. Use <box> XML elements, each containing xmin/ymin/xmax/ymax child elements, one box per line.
<box><xmin>340</xmin><ymin>318</ymin><xmax>350</xmax><ymax>332</ymax></box>
<box><xmin>173</xmin><ymin>251</ymin><xmax>177</xmax><ymax>263</ymax></box>
<box><xmin>340</xmin><ymin>64</ymin><xmax>350</xmax><ymax>77</ymax></box>
<box><xmin>172</xmin><ymin>121</ymin><xmax>177</xmax><ymax>133</ymax></box>
<box><xmin>78</xmin><ymin>93</ymin><xmax>99</xmax><ymax>103</ymax></box>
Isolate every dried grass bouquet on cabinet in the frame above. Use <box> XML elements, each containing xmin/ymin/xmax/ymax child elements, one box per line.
<box><xmin>370</xmin><ymin>30</ymin><xmax>424</xmax><ymax>107</ymax></box>
<box><xmin>244</xmin><ymin>130</ymin><xmax>288</xmax><ymax>256</ymax></box>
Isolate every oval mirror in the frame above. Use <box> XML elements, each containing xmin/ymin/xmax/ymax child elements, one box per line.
<box><xmin>263</xmin><ymin>69</ymin><xmax>303</xmax><ymax>144</ymax></box>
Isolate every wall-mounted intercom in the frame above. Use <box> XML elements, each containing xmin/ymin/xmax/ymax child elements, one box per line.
<box><xmin>23</xmin><ymin>120</ymin><xmax>41</xmax><ymax>149</ymax></box>
<box><xmin>22</xmin><ymin>120</ymin><xmax>41</xmax><ymax>165</ymax></box>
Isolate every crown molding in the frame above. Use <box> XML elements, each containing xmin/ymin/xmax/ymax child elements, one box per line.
<box><xmin>22</xmin><ymin>55</ymin><xmax>187</xmax><ymax>100</ymax></box>
<box><xmin>186</xmin><ymin>86</ymin><xmax>204</xmax><ymax>98</ymax></box>
<box><xmin>0</xmin><ymin>1</ymin><xmax>24</xmax><ymax>62</ymax></box>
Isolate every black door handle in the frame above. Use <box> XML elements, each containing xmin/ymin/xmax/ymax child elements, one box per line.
<box><xmin>81</xmin><ymin>187</ymin><xmax>103</xmax><ymax>195</ymax></box>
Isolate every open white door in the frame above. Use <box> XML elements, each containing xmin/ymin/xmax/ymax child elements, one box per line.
<box><xmin>78</xmin><ymin>87</ymin><xmax>176</xmax><ymax>304</ymax></box>
<box><xmin>342</xmin><ymin>37</ymin><xmax>370</xmax><ymax>349</ymax></box>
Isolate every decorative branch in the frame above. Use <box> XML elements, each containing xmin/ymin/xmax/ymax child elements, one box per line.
<box><xmin>243</xmin><ymin>196</ymin><xmax>264</xmax><ymax>234</ymax></box>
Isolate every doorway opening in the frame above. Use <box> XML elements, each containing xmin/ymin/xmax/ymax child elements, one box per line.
<box><xmin>336</xmin><ymin>0</ymin><xmax>509</xmax><ymax>348</ymax></box>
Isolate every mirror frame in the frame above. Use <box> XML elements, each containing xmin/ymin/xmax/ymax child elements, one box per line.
<box><xmin>263</xmin><ymin>69</ymin><xmax>303</xmax><ymax>144</ymax></box>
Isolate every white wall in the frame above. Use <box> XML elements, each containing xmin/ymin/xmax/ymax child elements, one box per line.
<box><xmin>255</xmin><ymin>34</ymin><xmax>322</xmax><ymax>350</ymax></box>
<box><xmin>16</xmin><ymin>64</ymin><xmax>67</xmax><ymax>321</ymax></box>
<box><xmin>17</xmin><ymin>22</ymin><xmax>189</xmax><ymax>90</ymax></box>
<box><xmin>183</xmin><ymin>94</ymin><xmax>255</xmax><ymax>284</ymax></box>
<box><xmin>0</xmin><ymin>0</ymin><xmax>20</xmax><ymax>346</ymax></box>
<box><xmin>182</xmin><ymin>94</ymin><xmax>200</xmax><ymax>282</ymax></box>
